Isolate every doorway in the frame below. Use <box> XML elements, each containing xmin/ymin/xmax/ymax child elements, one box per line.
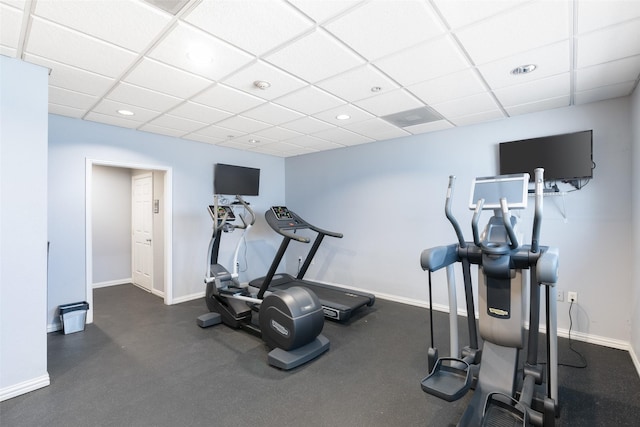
<box><xmin>85</xmin><ymin>159</ymin><xmax>173</xmax><ymax>324</ymax></box>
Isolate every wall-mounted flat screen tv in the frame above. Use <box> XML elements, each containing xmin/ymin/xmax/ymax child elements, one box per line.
<box><xmin>214</xmin><ymin>163</ymin><xmax>260</xmax><ymax>196</ymax></box>
<box><xmin>499</xmin><ymin>130</ymin><xmax>593</xmax><ymax>183</ymax></box>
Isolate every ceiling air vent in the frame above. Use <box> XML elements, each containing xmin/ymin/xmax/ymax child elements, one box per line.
<box><xmin>381</xmin><ymin>106</ymin><xmax>443</xmax><ymax>128</ymax></box>
<box><xmin>142</xmin><ymin>0</ymin><xmax>191</xmax><ymax>15</ymax></box>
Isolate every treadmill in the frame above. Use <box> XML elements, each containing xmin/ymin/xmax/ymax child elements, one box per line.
<box><xmin>249</xmin><ymin>206</ymin><xmax>375</xmax><ymax>322</ymax></box>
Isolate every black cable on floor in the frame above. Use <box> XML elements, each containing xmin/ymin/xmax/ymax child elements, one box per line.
<box><xmin>560</xmin><ymin>300</ymin><xmax>587</xmax><ymax>369</ymax></box>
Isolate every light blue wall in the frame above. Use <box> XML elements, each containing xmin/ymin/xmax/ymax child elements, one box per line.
<box><xmin>631</xmin><ymin>85</ymin><xmax>640</xmax><ymax>368</ymax></box>
<box><xmin>0</xmin><ymin>57</ymin><xmax>49</xmax><ymax>399</ymax></box>
<box><xmin>92</xmin><ymin>165</ymin><xmax>132</xmax><ymax>284</ymax></box>
<box><xmin>286</xmin><ymin>97</ymin><xmax>634</xmax><ymax>345</ymax></box>
<box><xmin>48</xmin><ymin>115</ymin><xmax>286</xmax><ymax>327</ymax></box>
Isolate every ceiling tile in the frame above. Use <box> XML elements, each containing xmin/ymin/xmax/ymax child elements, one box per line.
<box><xmin>505</xmin><ymin>95</ymin><xmax>571</xmax><ymax>117</ymax></box>
<box><xmin>139</xmin><ymin>123</ymin><xmax>187</xmax><ymax>137</ymax></box>
<box><xmin>147</xmin><ymin>22</ymin><xmax>254</xmax><ymax>80</ymax></box>
<box><xmin>280</xmin><ymin>116</ymin><xmax>335</xmax><ymax>134</ymax></box>
<box><xmin>26</xmin><ymin>17</ymin><xmax>138</xmax><ymax>78</ymax></box>
<box><xmin>432</xmin><ymin>0</ymin><xmax>528</xmax><ymax>30</ymax></box>
<box><xmin>274</xmin><ymin>85</ymin><xmax>346</xmax><ymax>115</ymax></box>
<box><xmin>408</xmin><ymin>68</ymin><xmax>487</xmax><ymax>105</ymax></box>
<box><xmin>285</xmin><ymin>134</ymin><xmax>343</xmax><ymax>151</ymax></box>
<box><xmin>33</xmin><ymin>0</ymin><xmax>170</xmax><ymax>51</ymax></box>
<box><xmin>169</xmin><ymin>101</ymin><xmax>232</xmax><ymax>123</ymax></box>
<box><xmin>184</xmin><ymin>0</ymin><xmax>314</xmax><ymax>56</ymax></box>
<box><xmin>222</xmin><ymin>60</ymin><xmax>307</xmax><ymax>100</ymax></box>
<box><xmin>449</xmin><ymin>109</ymin><xmax>505</xmax><ymax>127</ymax></box>
<box><xmin>216</xmin><ymin>115</ymin><xmax>271</xmax><ymax>133</ymax></box>
<box><xmin>107</xmin><ymin>82</ymin><xmax>183</xmax><ymax>111</ymax></box>
<box><xmin>325</xmin><ymin>0</ymin><xmax>445</xmax><ymax>61</ymax></box>
<box><xmin>312</xmin><ymin>126</ymin><xmax>374</xmax><ymax>146</ymax></box>
<box><xmin>183</xmin><ymin>133</ymin><xmax>225</xmax><ymax>145</ymax></box>
<box><xmin>493</xmin><ymin>73</ymin><xmax>570</xmax><ymax>108</ymax></box>
<box><xmin>216</xmin><ymin>139</ymin><xmax>257</xmax><ymax>150</ymax></box>
<box><xmin>192</xmin><ymin>124</ymin><xmax>241</xmax><ymax>140</ymax></box>
<box><xmin>147</xmin><ymin>114</ymin><xmax>207</xmax><ymax>133</ymax></box>
<box><xmin>577</xmin><ymin>0</ymin><xmax>640</xmax><ymax>34</ymax></box>
<box><xmin>576</xmin><ymin>55</ymin><xmax>640</xmax><ymax>92</ymax></box>
<box><xmin>49</xmin><ymin>103</ymin><xmax>85</xmax><ymax>119</ymax></box>
<box><xmin>264</xmin><ymin>28</ymin><xmax>365</xmax><ymax>83</ymax></box>
<box><xmin>433</xmin><ymin>92</ymin><xmax>500</xmax><ymax>118</ymax></box>
<box><xmin>288</xmin><ymin>0</ymin><xmax>363</xmax><ymax>24</ymax></box>
<box><xmin>192</xmin><ymin>83</ymin><xmax>264</xmax><ymax>114</ymax></box>
<box><xmin>0</xmin><ymin>45</ymin><xmax>16</xmax><ymax>57</ymax></box>
<box><xmin>124</xmin><ymin>57</ymin><xmax>213</xmax><ymax>98</ymax></box>
<box><xmin>49</xmin><ymin>86</ymin><xmax>97</xmax><ymax>111</ymax></box>
<box><xmin>373</xmin><ymin>35</ymin><xmax>470</xmax><ymax>86</ymax></box>
<box><xmin>353</xmin><ymin>89</ymin><xmax>423</xmax><ymax>117</ymax></box>
<box><xmin>577</xmin><ymin>19</ymin><xmax>640</xmax><ymax>68</ymax></box>
<box><xmin>574</xmin><ymin>81</ymin><xmax>636</xmax><ymax>105</ymax></box>
<box><xmin>24</xmin><ymin>54</ymin><xmax>114</xmax><ymax>96</ymax></box>
<box><xmin>343</xmin><ymin>118</ymin><xmax>410</xmax><ymax>141</ymax></box>
<box><xmin>85</xmin><ymin>111</ymin><xmax>143</xmax><ymax>129</ymax></box>
<box><xmin>317</xmin><ymin>64</ymin><xmax>401</xmax><ymax>102</ymax></box>
<box><xmin>0</xmin><ymin>3</ymin><xmax>22</xmax><ymax>50</ymax></box>
<box><xmin>253</xmin><ymin>126</ymin><xmax>303</xmax><ymax>141</ymax></box>
<box><xmin>403</xmin><ymin>120</ymin><xmax>454</xmax><ymax>134</ymax></box>
<box><xmin>242</xmin><ymin>102</ymin><xmax>304</xmax><ymax>125</ymax></box>
<box><xmin>477</xmin><ymin>41</ymin><xmax>570</xmax><ymax>90</ymax></box>
<box><xmin>92</xmin><ymin>98</ymin><xmax>161</xmax><ymax>122</ymax></box>
<box><xmin>229</xmin><ymin>133</ymin><xmax>277</xmax><ymax>146</ymax></box>
<box><xmin>313</xmin><ymin>103</ymin><xmax>374</xmax><ymax>125</ymax></box>
<box><xmin>454</xmin><ymin>0</ymin><xmax>570</xmax><ymax>65</ymax></box>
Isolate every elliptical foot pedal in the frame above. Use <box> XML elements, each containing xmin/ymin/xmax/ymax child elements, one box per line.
<box><xmin>267</xmin><ymin>334</ymin><xmax>330</xmax><ymax>370</ymax></box>
<box><xmin>197</xmin><ymin>312</ymin><xmax>222</xmax><ymax>328</ymax></box>
<box><xmin>421</xmin><ymin>357</ymin><xmax>472</xmax><ymax>402</ymax></box>
<box><xmin>481</xmin><ymin>392</ymin><xmax>527</xmax><ymax>427</ymax></box>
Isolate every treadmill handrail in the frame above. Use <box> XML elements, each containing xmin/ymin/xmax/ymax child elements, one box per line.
<box><xmin>265</xmin><ymin>208</ymin><xmax>343</xmax><ymax>242</ymax></box>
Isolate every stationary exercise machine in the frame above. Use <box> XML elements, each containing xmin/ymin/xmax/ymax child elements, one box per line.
<box><xmin>249</xmin><ymin>206</ymin><xmax>375</xmax><ymax>322</ymax></box>
<box><xmin>197</xmin><ymin>196</ymin><xmax>330</xmax><ymax>370</ymax></box>
<box><xmin>420</xmin><ymin>169</ymin><xmax>560</xmax><ymax>426</ymax></box>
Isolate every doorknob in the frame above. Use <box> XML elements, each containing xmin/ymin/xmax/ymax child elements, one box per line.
<box><xmin>146</xmin><ymin>239</ymin><xmax>152</xmax><ymax>243</ymax></box>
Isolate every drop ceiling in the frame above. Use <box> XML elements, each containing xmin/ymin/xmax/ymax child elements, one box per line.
<box><xmin>1</xmin><ymin>0</ymin><xmax>639</xmax><ymax>157</ymax></box>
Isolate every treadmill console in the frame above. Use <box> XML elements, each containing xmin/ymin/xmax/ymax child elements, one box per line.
<box><xmin>271</xmin><ymin>206</ymin><xmax>293</xmax><ymax>220</ymax></box>
<box><xmin>208</xmin><ymin>205</ymin><xmax>236</xmax><ymax>221</ymax></box>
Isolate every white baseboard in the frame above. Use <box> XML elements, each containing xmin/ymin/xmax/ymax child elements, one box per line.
<box><xmin>0</xmin><ymin>373</ymin><xmax>50</xmax><ymax>402</ymax></box>
<box><xmin>630</xmin><ymin>345</ymin><xmax>640</xmax><ymax>378</ymax></box>
<box><xmin>92</xmin><ymin>278</ymin><xmax>131</xmax><ymax>289</ymax></box>
<box><xmin>171</xmin><ymin>291</ymin><xmax>205</xmax><ymax>305</ymax></box>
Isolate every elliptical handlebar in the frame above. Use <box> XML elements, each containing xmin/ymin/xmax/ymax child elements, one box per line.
<box><xmin>234</xmin><ymin>195</ymin><xmax>256</xmax><ymax>230</ymax></box>
<box><xmin>445</xmin><ymin>176</ymin><xmax>467</xmax><ymax>248</ymax></box>
<box><xmin>531</xmin><ymin>168</ymin><xmax>544</xmax><ymax>253</ymax></box>
<box><xmin>500</xmin><ymin>198</ymin><xmax>519</xmax><ymax>250</ymax></box>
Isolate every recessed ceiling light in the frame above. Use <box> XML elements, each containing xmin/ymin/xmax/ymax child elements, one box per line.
<box><xmin>510</xmin><ymin>64</ymin><xmax>537</xmax><ymax>75</ymax></box>
<box><xmin>117</xmin><ymin>109</ymin><xmax>134</xmax><ymax>116</ymax></box>
<box><xmin>253</xmin><ymin>80</ymin><xmax>271</xmax><ymax>90</ymax></box>
<box><xmin>248</xmin><ymin>138</ymin><xmax>260</xmax><ymax>144</ymax></box>
<box><xmin>371</xmin><ymin>86</ymin><xmax>382</xmax><ymax>92</ymax></box>
<box><xmin>336</xmin><ymin>114</ymin><xmax>350</xmax><ymax>120</ymax></box>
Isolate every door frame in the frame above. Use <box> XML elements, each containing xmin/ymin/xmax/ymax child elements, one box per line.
<box><xmin>85</xmin><ymin>158</ymin><xmax>173</xmax><ymax>324</ymax></box>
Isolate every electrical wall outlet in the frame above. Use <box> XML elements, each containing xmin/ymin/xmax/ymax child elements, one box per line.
<box><xmin>568</xmin><ymin>291</ymin><xmax>578</xmax><ymax>303</ymax></box>
<box><xmin>556</xmin><ymin>290</ymin><xmax>564</xmax><ymax>302</ymax></box>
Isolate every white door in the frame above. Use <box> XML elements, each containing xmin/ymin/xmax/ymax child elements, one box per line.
<box><xmin>132</xmin><ymin>173</ymin><xmax>153</xmax><ymax>291</ymax></box>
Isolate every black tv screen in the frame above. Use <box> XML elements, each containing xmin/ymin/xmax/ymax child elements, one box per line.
<box><xmin>499</xmin><ymin>130</ymin><xmax>593</xmax><ymax>182</ymax></box>
<box><xmin>214</xmin><ymin>163</ymin><xmax>260</xmax><ymax>196</ymax></box>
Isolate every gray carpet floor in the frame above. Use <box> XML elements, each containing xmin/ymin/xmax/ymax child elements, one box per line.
<box><xmin>1</xmin><ymin>283</ymin><xmax>639</xmax><ymax>426</ymax></box>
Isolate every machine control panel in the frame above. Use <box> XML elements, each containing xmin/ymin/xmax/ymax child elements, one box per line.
<box><xmin>208</xmin><ymin>205</ymin><xmax>236</xmax><ymax>221</ymax></box>
<box><xmin>271</xmin><ymin>206</ymin><xmax>293</xmax><ymax>220</ymax></box>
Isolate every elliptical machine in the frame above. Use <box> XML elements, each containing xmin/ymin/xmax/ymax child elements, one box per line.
<box><xmin>420</xmin><ymin>169</ymin><xmax>560</xmax><ymax>426</ymax></box>
<box><xmin>197</xmin><ymin>195</ymin><xmax>330</xmax><ymax>370</ymax></box>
